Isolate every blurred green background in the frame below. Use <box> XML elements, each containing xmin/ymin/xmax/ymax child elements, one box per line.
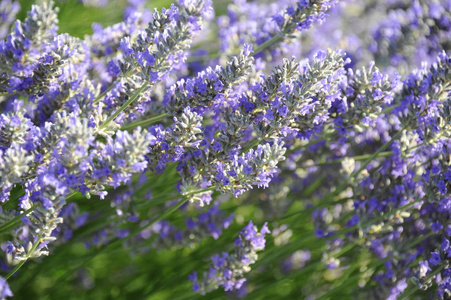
<box><xmin>16</xmin><ymin>0</ymin><xmax>231</xmax><ymax>38</ymax></box>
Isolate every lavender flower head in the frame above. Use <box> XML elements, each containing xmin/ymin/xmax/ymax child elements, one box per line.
<box><xmin>190</xmin><ymin>221</ymin><xmax>270</xmax><ymax>294</ymax></box>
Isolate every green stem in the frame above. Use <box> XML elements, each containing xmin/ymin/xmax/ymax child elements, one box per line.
<box><xmin>320</xmin><ymin>126</ymin><xmax>408</xmax><ymax>205</ymax></box>
<box><xmin>53</xmin><ymin>187</ymin><xmax>215</xmax><ymax>284</ymax></box>
<box><xmin>402</xmin><ymin>232</ymin><xmax>434</xmax><ymax>251</ymax></box>
<box><xmin>0</xmin><ymin>206</ymin><xmax>34</xmax><ymax>235</ymax></box>
<box><xmin>93</xmin><ymin>69</ymin><xmax>135</xmax><ymax>104</ymax></box>
<box><xmin>186</xmin><ymin>52</ymin><xmax>220</xmax><ymax>63</ymax></box>
<box><xmin>99</xmin><ymin>82</ymin><xmax>150</xmax><ymax>130</ymax></box>
<box><xmin>5</xmin><ymin>232</ymin><xmax>44</xmax><ymax>280</ymax></box>
<box><xmin>254</xmin><ymin>35</ymin><xmax>284</xmax><ymax>54</ymax></box>
<box><xmin>342</xmin><ymin>198</ymin><xmax>422</xmax><ymax>237</ymax></box>
<box><xmin>4</xmin><ymin>260</ymin><xmax>27</xmax><ymax>280</ymax></box>
<box><xmin>137</xmin><ymin>187</ymin><xmax>215</xmax><ymax>210</ymax></box>
<box><xmin>352</xmin><ymin>126</ymin><xmax>406</xmax><ymax>179</ymax></box>
<box><xmin>399</xmin><ymin>265</ymin><xmax>445</xmax><ymax>300</ymax></box>
<box><xmin>66</xmin><ymin>191</ymin><xmax>79</xmax><ymax>200</ymax></box>
<box><xmin>121</xmin><ymin>112</ymin><xmax>169</xmax><ymax>131</ymax></box>
<box><xmin>287</xmin><ymin>137</ymin><xmax>325</xmax><ymax>154</ymax></box>
<box><xmin>187</xmin><ymin>34</ymin><xmax>284</xmax><ymax>64</ymax></box>
<box><xmin>310</xmin><ymin>151</ymin><xmax>394</xmax><ymax>167</ymax></box>
<box><xmin>261</xmin><ymin>197</ymin><xmax>423</xmax><ymax>268</ymax></box>
<box><xmin>243</xmin><ymin>138</ymin><xmax>262</xmax><ymax>153</ymax></box>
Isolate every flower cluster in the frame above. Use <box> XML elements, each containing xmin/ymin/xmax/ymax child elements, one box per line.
<box><xmin>0</xmin><ymin>277</ymin><xmax>12</xmax><ymax>300</ymax></box>
<box><xmin>189</xmin><ymin>221</ymin><xmax>270</xmax><ymax>293</ymax></box>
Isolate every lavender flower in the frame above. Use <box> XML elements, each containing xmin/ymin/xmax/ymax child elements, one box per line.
<box><xmin>1</xmin><ymin>1</ymin><xmax>451</xmax><ymax>299</ymax></box>
<box><xmin>0</xmin><ymin>277</ymin><xmax>12</xmax><ymax>300</ymax></box>
<box><xmin>216</xmin><ymin>0</ymin><xmax>339</xmax><ymax>59</ymax></box>
<box><xmin>0</xmin><ymin>0</ymin><xmax>19</xmax><ymax>40</ymax></box>
<box><xmin>370</xmin><ymin>0</ymin><xmax>451</xmax><ymax>69</ymax></box>
<box><xmin>0</xmin><ymin>1</ymin><xmax>59</xmax><ymax>75</ymax></box>
<box><xmin>190</xmin><ymin>221</ymin><xmax>270</xmax><ymax>294</ymax></box>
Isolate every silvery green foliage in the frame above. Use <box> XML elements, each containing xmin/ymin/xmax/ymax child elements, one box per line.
<box><xmin>120</xmin><ymin>0</ymin><xmax>210</xmax><ymax>80</ymax></box>
<box><xmin>214</xmin><ymin>57</ymin><xmax>300</xmax><ymax>154</ymax></box>
<box><xmin>24</xmin><ymin>1</ymin><xmax>59</xmax><ymax>49</ymax></box>
<box><xmin>0</xmin><ymin>144</ymin><xmax>33</xmax><ymax>194</ymax></box>
<box><xmin>29</xmin><ymin>111</ymin><xmax>94</xmax><ymax>181</ymax></box>
<box><xmin>338</xmin><ymin>61</ymin><xmax>399</xmax><ymax>129</ymax></box>
<box><xmin>0</xmin><ymin>108</ymin><xmax>33</xmax><ymax>149</ymax></box>
<box><xmin>91</xmin><ymin>127</ymin><xmax>152</xmax><ymax>192</ymax></box>
<box><xmin>215</xmin><ymin>106</ymin><xmax>251</xmax><ymax>154</ymax></box>
<box><xmin>396</xmin><ymin>51</ymin><xmax>451</xmax><ymax>143</ymax></box>
<box><xmin>165</xmin><ymin>46</ymin><xmax>254</xmax><ymax>115</ymax></box>
<box><xmin>214</xmin><ymin>141</ymin><xmax>287</xmax><ymax>197</ymax></box>
<box><xmin>242</xmin><ymin>49</ymin><xmax>346</xmax><ymax>142</ymax></box>
<box><xmin>7</xmin><ymin>189</ymin><xmax>64</xmax><ymax>264</ymax></box>
<box><xmin>56</xmin><ymin>116</ymin><xmax>94</xmax><ymax>174</ymax></box>
<box><xmin>36</xmin><ymin>111</ymin><xmax>78</xmax><ymax>161</ymax></box>
<box><xmin>289</xmin><ymin>49</ymin><xmax>346</xmax><ymax>131</ymax></box>
<box><xmin>167</xmin><ymin>106</ymin><xmax>203</xmax><ymax>148</ymax></box>
<box><xmin>97</xmin><ymin>0</ymin><xmax>210</xmax><ymax>129</ymax></box>
<box><xmin>119</xmin><ymin>7</ymin><xmax>174</xmax><ymax>77</ymax></box>
<box><xmin>144</xmin><ymin>106</ymin><xmax>203</xmax><ymax>177</ymax></box>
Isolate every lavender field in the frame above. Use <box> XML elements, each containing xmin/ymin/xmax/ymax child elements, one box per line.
<box><xmin>0</xmin><ymin>0</ymin><xmax>450</xmax><ymax>299</ymax></box>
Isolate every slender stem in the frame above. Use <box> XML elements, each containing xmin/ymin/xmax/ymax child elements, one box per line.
<box><xmin>5</xmin><ymin>232</ymin><xmax>44</xmax><ymax>279</ymax></box>
<box><xmin>99</xmin><ymin>82</ymin><xmax>149</xmax><ymax>130</ymax></box>
<box><xmin>0</xmin><ymin>207</ymin><xmax>34</xmax><ymax>235</ymax></box>
<box><xmin>310</xmin><ymin>151</ymin><xmax>394</xmax><ymax>167</ymax></box>
<box><xmin>187</xmin><ymin>34</ymin><xmax>285</xmax><ymax>64</ymax></box>
<box><xmin>137</xmin><ymin>187</ymin><xmax>215</xmax><ymax>210</ymax></box>
<box><xmin>254</xmin><ymin>35</ymin><xmax>284</xmax><ymax>54</ymax></box>
<box><xmin>5</xmin><ymin>260</ymin><xmax>27</xmax><ymax>280</ymax></box>
<box><xmin>66</xmin><ymin>191</ymin><xmax>78</xmax><ymax>200</ymax></box>
<box><xmin>342</xmin><ymin>198</ymin><xmax>422</xmax><ymax>237</ymax></box>
<box><xmin>403</xmin><ymin>232</ymin><xmax>434</xmax><ymax>251</ymax></box>
<box><xmin>320</xmin><ymin>126</ymin><xmax>408</xmax><ymax>205</ymax></box>
<box><xmin>121</xmin><ymin>113</ymin><xmax>169</xmax><ymax>131</ymax></box>
<box><xmin>93</xmin><ymin>69</ymin><xmax>135</xmax><ymax>105</ymax></box>
<box><xmin>399</xmin><ymin>265</ymin><xmax>444</xmax><ymax>300</ymax></box>
<box><xmin>53</xmin><ymin>187</ymin><xmax>215</xmax><ymax>284</ymax></box>
<box><xmin>352</xmin><ymin>126</ymin><xmax>407</xmax><ymax>179</ymax></box>
<box><xmin>287</xmin><ymin>137</ymin><xmax>325</xmax><ymax>154</ymax></box>
<box><xmin>186</xmin><ymin>53</ymin><xmax>220</xmax><ymax>63</ymax></box>
<box><xmin>93</xmin><ymin>83</ymin><xmax>116</xmax><ymax>105</ymax></box>
<box><xmin>243</xmin><ymin>138</ymin><xmax>262</xmax><ymax>153</ymax></box>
